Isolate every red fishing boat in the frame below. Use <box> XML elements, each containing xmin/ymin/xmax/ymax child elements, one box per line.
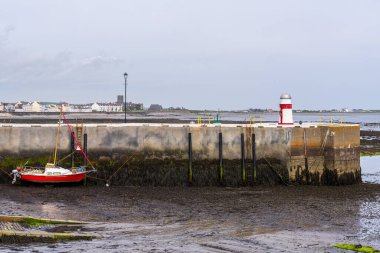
<box><xmin>16</xmin><ymin>163</ymin><xmax>86</xmax><ymax>184</ymax></box>
<box><xmin>11</xmin><ymin>108</ymin><xmax>95</xmax><ymax>184</ymax></box>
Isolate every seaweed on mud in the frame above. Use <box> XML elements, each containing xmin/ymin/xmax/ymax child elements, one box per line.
<box><xmin>0</xmin><ymin>155</ymin><xmax>53</xmax><ymax>168</ymax></box>
<box><xmin>0</xmin><ymin>231</ymin><xmax>95</xmax><ymax>244</ymax></box>
<box><xmin>335</xmin><ymin>244</ymin><xmax>380</xmax><ymax>253</ymax></box>
<box><xmin>0</xmin><ymin>216</ymin><xmax>84</xmax><ymax>228</ymax></box>
<box><xmin>19</xmin><ymin>217</ymin><xmax>81</xmax><ymax>228</ymax></box>
<box><xmin>91</xmin><ymin>152</ymin><xmax>188</xmax><ymax>186</ymax></box>
<box><xmin>0</xmin><ymin>216</ymin><xmax>96</xmax><ymax>244</ymax></box>
<box><xmin>0</xmin><ymin>156</ymin><xmax>50</xmax><ymax>181</ymax></box>
<box><xmin>320</xmin><ymin>168</ymin><xmax>361</xmax><ymax>186</ymax></box>
<box><xmin>256</xmin><ymin>158</ymin><xmax>289</xmax><ymax>185</ymax></box>
<box><xmin>360</xmin><ymin>151</ymin><xmax>380</xmax><ymax>157</ymax></box>
<box><xmin>0</xmin><ymin>215</ymin><xmax>94</xmax><ymax>244</ymax></box>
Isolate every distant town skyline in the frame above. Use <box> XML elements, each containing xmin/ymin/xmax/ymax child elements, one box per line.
<box><xmin>1</xmin><ymin>98</ymin><xmax>377</xmax><ymax>114</ymax></box>
<box><xmin>1</xmin><ymin>1</ymin><xmax>380</xmax><ymax>110</ymax></box>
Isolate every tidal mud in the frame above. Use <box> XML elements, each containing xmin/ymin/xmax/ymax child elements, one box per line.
<box><xmin>0</xmin><ymin>184</ymin><xmax>380</xmax><ymax>252</ymax></box>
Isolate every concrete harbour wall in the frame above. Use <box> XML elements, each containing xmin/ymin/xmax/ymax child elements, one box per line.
<box><xmin>0</xmin><ymin>123</ymin><xmax>360</xmax><ymax>186</ymax></box>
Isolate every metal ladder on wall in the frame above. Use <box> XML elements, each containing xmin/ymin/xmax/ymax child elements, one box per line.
<box><xmin>75</xmin><ymin>121</ymin><xmax>84</xmax><ymax>148</ymax></box>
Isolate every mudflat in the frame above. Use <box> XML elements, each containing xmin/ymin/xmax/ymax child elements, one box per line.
<box><xmin>0</xmin><ymin>184</ymin><xmax>379</xmax><ymax>252</ymax></box>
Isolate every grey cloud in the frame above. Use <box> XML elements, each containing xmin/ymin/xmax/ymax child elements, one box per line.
<box><xmin>80</xmin><ymin>56</ymin><xmax>121</xmax><ymax>67</ymax></box>
<box><xmin>0</xmin><ymin>25</ymin><xmax>15</xmax><ymax>45</ymax></box>
<box><xmin>1</xmin><ymin>0</ymin><xmax>380</xmax><ymax>109</ymax></box>
<box><xmin>1</xmin><ymin>49</ymin><xmax>122</xmax><ymax>85</ymax></box>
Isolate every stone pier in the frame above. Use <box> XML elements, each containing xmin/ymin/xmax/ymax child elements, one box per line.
<box><xmin>0</xmin><ymin>123</ymin><xmax>360</xmax><ymax>186</ymax></box>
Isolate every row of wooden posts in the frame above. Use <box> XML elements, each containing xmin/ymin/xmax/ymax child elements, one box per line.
<box><xmin>69</xmin><ymin>132</ymin><xmax>257</xmax><ymax>185</ymax></box>
<box><xmin>188</xmin><ymin>132</ymin><xmax>257</xmax><ymax>185</ymax></box>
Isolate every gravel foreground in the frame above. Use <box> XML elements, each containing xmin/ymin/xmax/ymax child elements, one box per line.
<box><xmin>0</xmin><ymin>184</ymin><xmax>379</xmax><ymax>252</ymax></box>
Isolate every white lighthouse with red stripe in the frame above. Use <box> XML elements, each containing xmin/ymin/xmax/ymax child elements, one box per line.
<box><xmin>279</xmin><ymin>93</ymin><xmax>293</xmax><ymax>125</ymax></box>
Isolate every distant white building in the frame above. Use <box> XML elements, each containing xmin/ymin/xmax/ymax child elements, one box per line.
<box><xmin>14</xmin><ymin>101</ymin><xmax>42</xmax><ymax>112</ymax></box>
<box><xmin>4</xmin><ymin>103</ymin><xmax>15</xmax><ymax>112</ymax></box>
<box><xmin>41</xmin><ymin>103</ymin><xmax>58</xmax><ymax>112</ymax></box>
<box><xmin>70</xmin><ymin>104</ymin><xmax>93</xmax><ymax>112</ymax></box>
<box><xmin>56</xmin><ymin>103</ymin><xmax>70</xmax><ymax>112</ymax></box>
<box><xmin>92</xmin><ymin>103</ymin><xmax>123</xmax><ymax>112</ymax></box>
<box><xmin>24</xmin><ymin>101</ymin><xmax>42</xmax><ymax>112</ymax></box>
<box><xmin>0</xmin><ymin>103</ymin><xmax>4</xmax><ymax>112</ymax></box>
<box><xmin>40</xmin><ymin>103</ymin><xmax>70</xmax><ymax>112</ymax></box>
<box><xmin>14</xmin><ymin>101</ymin><xmax>28</xmax><ymax>112</ymax></box>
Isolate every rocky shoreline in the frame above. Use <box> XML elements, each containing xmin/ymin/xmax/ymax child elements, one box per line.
<box><xmin>360</xmin><ymin>130</ymin><xmax>380</xmax><ymax>156</ymax></box>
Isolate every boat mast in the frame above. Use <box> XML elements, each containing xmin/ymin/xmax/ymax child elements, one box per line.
<box><xmin>53</xmin><ymin>106</ymin><xmax>63</xmax><ymax>165</ymax></box>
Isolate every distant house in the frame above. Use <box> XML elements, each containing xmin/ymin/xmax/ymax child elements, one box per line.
<box><xmin>41</xmin><ymin>103</ymin><xmax>60</xmax><ymax>112</ymax></box>
<box><xmin>4</xmin><ymin>103</ymin><xmax>15</xmax><ymax>112</ymax></box>
<box><xmin>167</xmin><ymin>107</ymin><xmax>187</xmax><ymax>111</ymax></box>
<box><xmin>58</xmin><ymin>103</ymin><xmax>70</xmax><ymax>112</ymax></box>
<box><xmin>14</xmin><ymin>101</ymin><xmax>28</xmax><ymax>112</ymax></box>
<box><xmin>13</xmin><ymin>101</ymin><xmax>69</xmax><ymax>113</ymax></box>
<box><xmin>92</xmin><ymin>102</ymin><xmax>123</xmax><ymax>112</ymax></box>
<box><xmin>0</xmin><ymin>103</ymin><xmax>4</xmax><ymax>112</ymax></box>
<box><xmin>148</xmin><ymin>104</ymin><xmax>163</xmax><ymax>111</ymax></box>
<box><xmin>91</xmin><ymin>103</ymin><xmax>100</xmax><ymax>112</ymax></box>
<box><xmin>23</xmin><ymin>101</ymin><xmax>42</xmax><ymax>112</ymax></box>
<box><xmin>69</xmin><ymin>104</ymin><xmax>93</xmax><ymax>113</ymax></box>
<box><xmin>127</xmin><ymin>102</ymin><xmax>144</xmax><ymax>111</ymax></box>
<box><xmin>341</xmin><ymin>108</ymin><xmax>353</xmax><ymax>113</ymax></box>
<box><xmin>40</xmin><ymin>102</ymin><xmax>70</xmax><ymax>112</ymax></box>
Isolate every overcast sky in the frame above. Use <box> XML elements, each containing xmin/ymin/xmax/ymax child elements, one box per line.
<box><xmin>1</xmin><ymin>0</ymin><xmax>380</xmax><ymax>110</ymax></box>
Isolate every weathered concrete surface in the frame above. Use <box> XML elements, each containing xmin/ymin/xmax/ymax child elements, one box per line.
<box><xmin>288</xmin><ymin>125</ymin><xmax>361</xmax><ymax>185</ymax></box>
<box><xmin>0</xmin><ymin>123</ymin><xmax>360</xmax><ymax>186</ymax></box>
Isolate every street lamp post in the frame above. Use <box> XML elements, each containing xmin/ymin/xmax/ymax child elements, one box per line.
<box><xmin>124</xmin><ymin>72</ymin><xmax>128</xmax><ymax>123</ymax></box>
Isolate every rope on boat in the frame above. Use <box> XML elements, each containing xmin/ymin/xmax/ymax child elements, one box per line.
<box><xmin>86</xmin><ymin>175</ymin><xmax>107</xmax><ymax>182</ymax></box>
<box><xmin>56</xmin><ymin>151</ymin><xmax>76</xmax><ymax>165</ymax></box>
<box><xmin>106</xmin><ymin>154</ymin><xmax>136</xmax><ymax>186</ymax></box>
<box><xmin>0</xmin><ymin>167</ymin><xmax>11</xmax><ymax>178</ymax></box>
<box><xmin>263</xmin><ymin>157</ymin><xmax>289</xmax><ymax>186</ymax></box>
<box><xmin>61</xmin><ymin>113</ymin><xmax>96</xmax><ymax>171</ymax></box>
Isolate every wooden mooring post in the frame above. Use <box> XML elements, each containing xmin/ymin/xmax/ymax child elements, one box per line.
<box><xmin>83</xmin><ymin>133</ymin><xmax>88</xmax><ymax>186</ymax></box>
<box><xmin>70</xmin><ymin>135</ymin><xmax>75</xmax><ymax>168</ymax></box>
<box><xmin>241</xmin><ymin>133</ymin><xmax>246</xmax><ymax>184</ymax></box>
<box><xmin>219</xmin><ymin>132</ymin><xmax>223</xmax><ymax>184</ymax></box>
<box><xmin>188</xmin><ymin>132</ymin><xmax>193</xmax><ymax>185</ymax></box>
<box><xmin>252</xmin><ymin>133</ymin><xmax>257</xmax><ymax>183</ymax></box>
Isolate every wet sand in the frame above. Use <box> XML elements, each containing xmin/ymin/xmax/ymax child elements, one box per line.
<box><xmin>1</xmin><ymin>184</ymin><xmax>380</xmax><ymax>252</ymax></box>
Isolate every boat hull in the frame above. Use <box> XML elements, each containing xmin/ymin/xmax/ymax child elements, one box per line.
<box><xmin>20</xmin><ymin>172</ymin><xmax>86</xmax><ymax>184</ymax></box>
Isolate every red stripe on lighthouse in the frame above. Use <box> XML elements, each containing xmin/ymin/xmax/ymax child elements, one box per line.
<box><xmin>280</xmin><ymin>104</ymin><xmax>292</xmax><ymax>109</ymax></box>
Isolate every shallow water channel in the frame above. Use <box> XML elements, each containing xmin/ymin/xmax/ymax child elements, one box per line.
<box><xmin>361</xmin><ymin>155</ymin><xmax>380</xmax><ymax>184</ymax></box>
